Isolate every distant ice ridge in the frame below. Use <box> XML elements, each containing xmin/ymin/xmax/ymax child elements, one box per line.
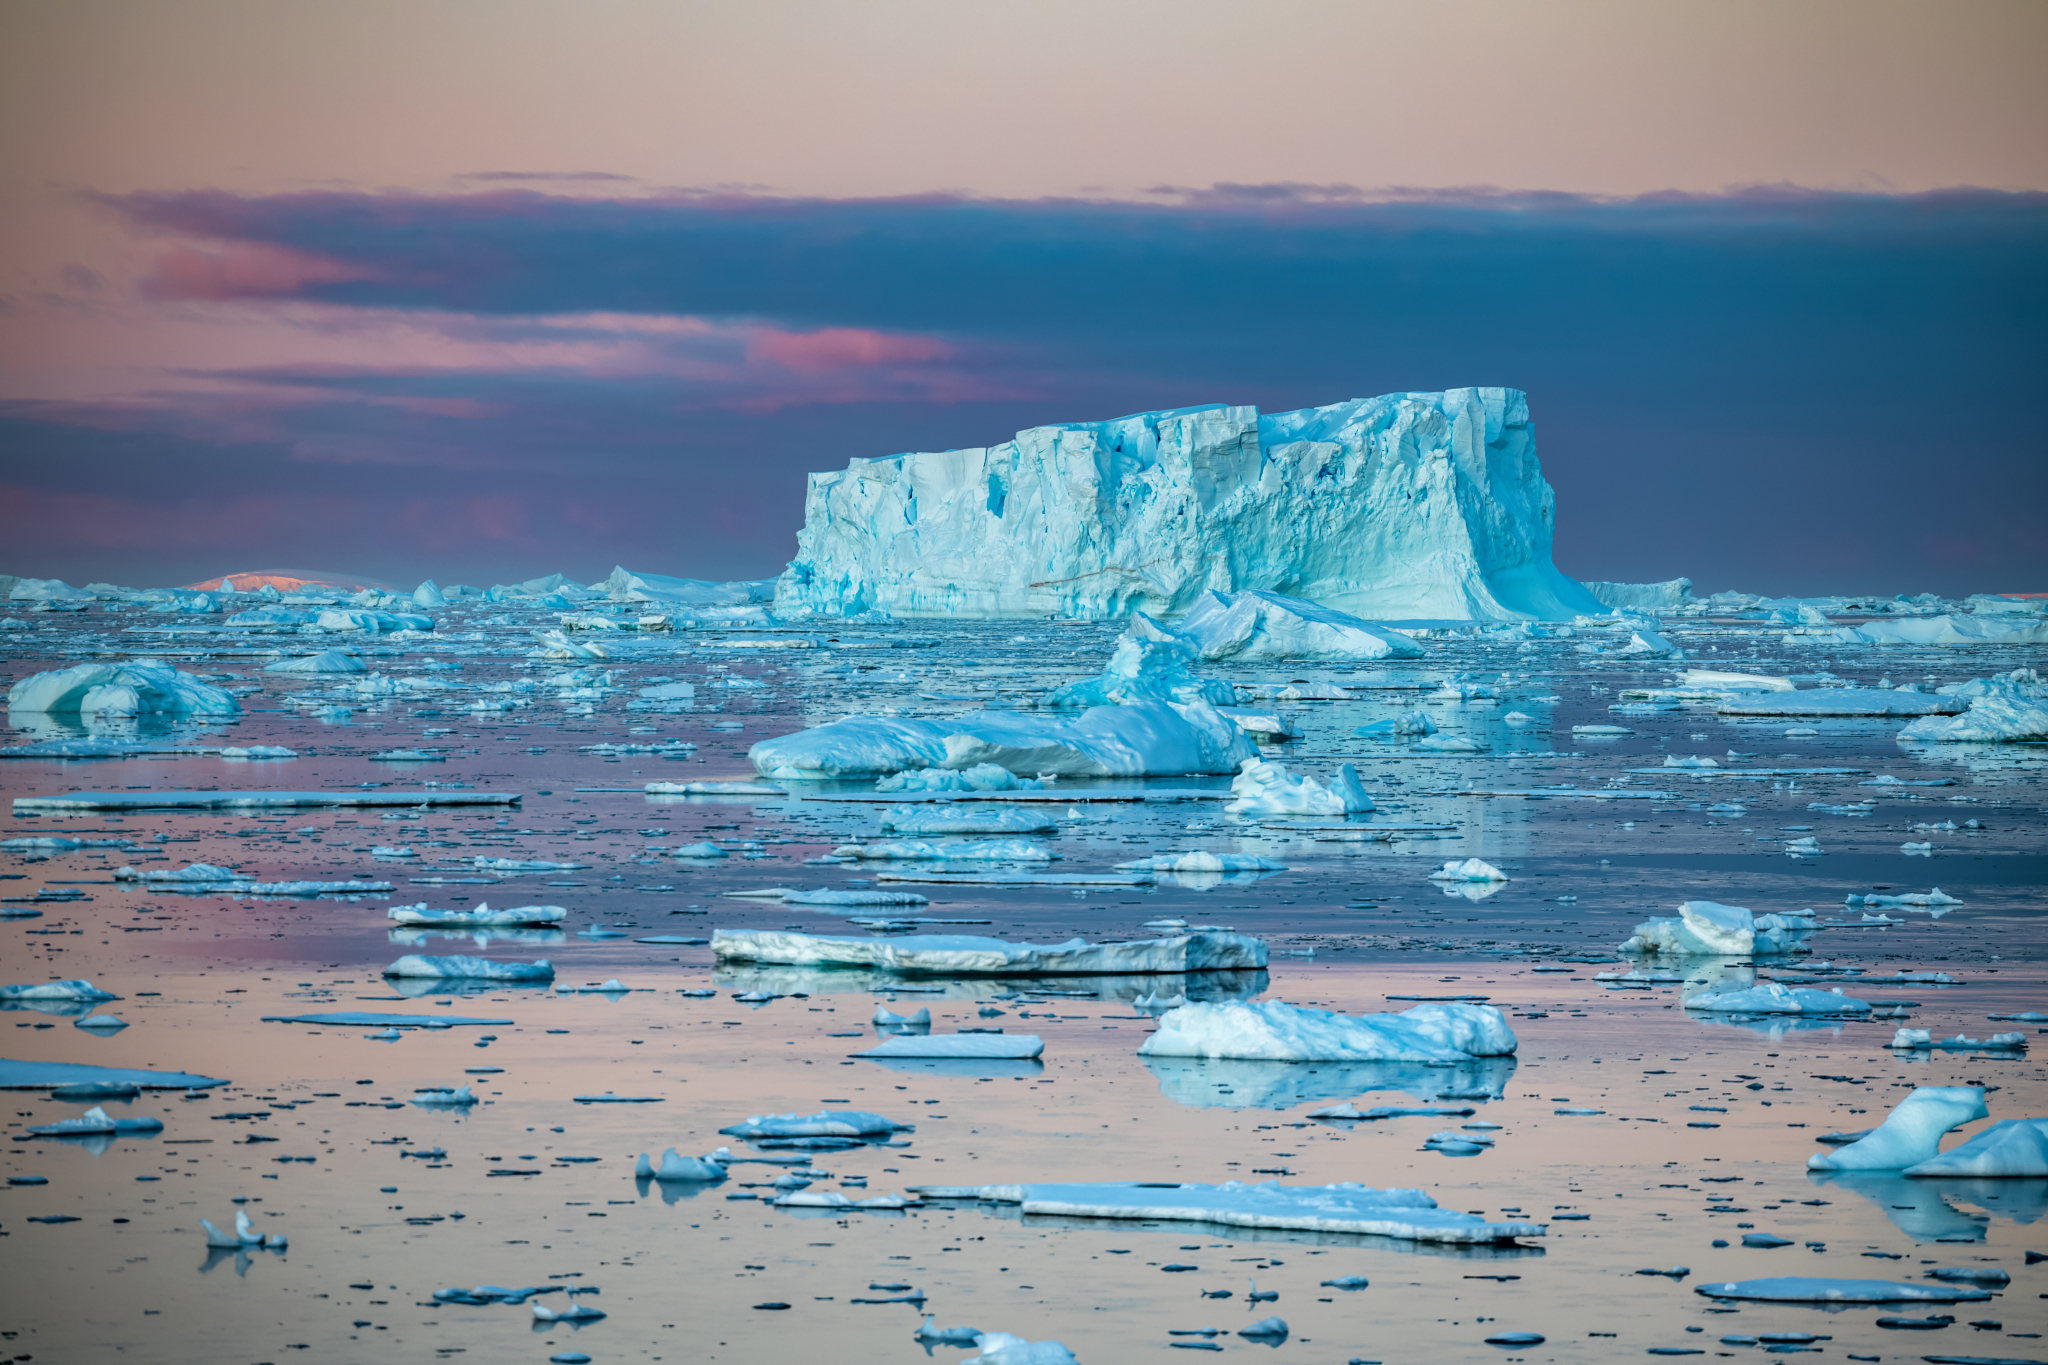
<box><xmin>775</xmin><ymin>388</ymin><xmax>1604</xmax><ymax>621</ymax></box>
<box><xmin>1896</xmin><ymin>672</ymin><xmax>2048</xmax><ymax>743</ymax></box>
<box><xmin>1581</xmin><ymin>578</ymin><xmax>1693</xmax><ymax>614</ymax></box>
<box><xmin>1619</xmin><ymin>901</ymin><xmax>1815</xmax><ymax>957</ymax></box>
<box><xmin>1138</xmin><ymin>1000</ymin><xmax>1516</xmax><ymax>1064</ymax></box>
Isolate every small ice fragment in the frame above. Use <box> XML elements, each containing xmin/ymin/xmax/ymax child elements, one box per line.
<box><xmin>1427</xmin><ymin>858</ymin><xmax>1508</xmax><ymax>883</ymax></box>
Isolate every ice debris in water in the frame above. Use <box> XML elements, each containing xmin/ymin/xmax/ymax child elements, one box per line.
<box><xmin>913</xmin><ymin>1315</ymin><xmax>983</xmax><ymax>1345</ymax></box>
<box><xmin>860</xmin><ymin>1034</ymin><xmax>1045</xmax><ymax>1060</ymax></box>
<box><xmin>831</xmin><ymin>839</ymin><xmax>1052</xmax><ymax>862</ymax></box>
<box><xmin>1889</xmin><ymin>1028</ymin><xmax>2026</xmax><ymax>1052</ymax></box>
<box><xmin>1807</xmin><ymin>1087</ymin><xmax>1990</xmax><ymax>1171</ymax></box>
<box><xmin>673</xmin><ymin>842</ymin><xmax>728</xmax><ymax>858</ymax></box>
<box><xmin>1898</xmin><ymin>693</ymin><xmax>2048</xmax><ymax>742</ymax></box>
<box><xmin>958</xmin><ymin>1331</ymin><xmax>1080</xmax><ymax>1364</ymax></box>
<box><xmin>1847</xmin><ymin>888</ymin><xmax>1961</xmax><ymax>909</ymax></box>
<box><xmin>410</xmin><ymin>1086</ymin><xmax>478</xmax><ymax>1106</ymax></box>
<box><xmin>1355</xmin><ymin>709</ymin><xmax>1437</xmax><ymax>738</ymax></box>
<box><xmin>264</xmin><ymin>650</ymin><xmax>365</xmax><ymax>674</ymax></box>
<box><xmin>29</xmin><ymin>1105</ymin><xmax>162</xmax><ymax>1135</ymax></box>
<box><xmin>1427</xmin><ymin>858</ymin><xmax>1508</xmax><ymax>883</ymax></box>
<box><xmin>1694</xmin><ymin>1277</ymin><xmax>1993</xmax><ymax>1304</ymax></box>
<box><xmin>878</xmin><ymin>807</ymin><xmax>1058</xmax><ymax>836</ymax></box>
<box><xmin>1113</xmin><ymin>851</ymin><xmax>1284</xmax><ymax>873</ymax></box>
<box><xmin>719</xmin><ymin>1110</ymin><xmax>913</xmax><ymax>1138</ymax></box>
<box><xmin>0</xmin><ymin>979</ymin><xmax>118</xmax><ymax>1003</ymax></box>
<box><xmin>1153</xmin><ymin>589</ymin><xmax>1425</xmax><ymax>661</ymax></box>
<box><xmin>712</xmin><ymin>928</ymin><xmax>1267</xmax><ymax>975</ymax></box>
<box><xmin>872</xmin><ymin>1005</ymin><xmax>931</xmax><ymax>1027</ymax></box>
<box><xmin>1224</xmin><ymin>757</ymin><xmax>1372</xmax><ymax>815</ymax></box>
<box><xmin>382</xmin><ymin>955</ymin><xmax>555</xmax><ymax>982</ymax></box>
<box><xmin>634</xmin><ymin>1148</ymin><xmax>728</xmax><ymax>1182</ymax></box>
<box><xmin>1620</xmin><ymin>901</ymin><xmax>1814</xmax><ymax>957</ymax></box>
<box><xmin>1238</xmin><ymin>1315</ymin><xmax>1288</xmax><ymax>1340</ymax></box>
<box><xmin>877</xmin><ymin>763</ymin><xmax>1043</xmax><ymax>792</ymax></box>
<box><xmin>201</xmin><ymin>1207</ymin><xmax>285</xmax><ymax>1250</ymax></box>
<box><xmin>773</xmin><ymin>387</ymin><xmax>1599</xmax><ymax>621</ymax></box>
<box><xmin>1685</xmin><ymin>982</ymin><xmax>1871</xmax><ymax>1016</ymax></box>
<box><xmin>387</xmin><ymin>902</ymin><xmax>566</xmax><ymax>927</ymax></box>
<box><xmin>1138</xmin><ymin>1000</ymin><xmax>1516</xmax><ymax>1064</ymax></box>
<box><xmin>532</xmin><ymin>1301</ymin><xmax>606</xmax><ymax>1322</ymax></box>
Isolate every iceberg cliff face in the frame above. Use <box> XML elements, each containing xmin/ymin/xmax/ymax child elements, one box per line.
<box><xmin>775</xmin><ymin>388</ymin><xmax>1603</xmax><ymax>621</ymax></box>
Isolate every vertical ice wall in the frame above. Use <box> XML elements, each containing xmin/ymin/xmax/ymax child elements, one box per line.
<box><xmin>774</xmin><ymin>387</ymin><xmax>1605</xmax><ymax>621</ymax></box>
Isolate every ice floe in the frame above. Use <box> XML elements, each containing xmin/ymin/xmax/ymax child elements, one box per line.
<box><xmin>1427</xmin><ymin>858</ymin><xmax>1509</xmax><ymax>883</ymax></box>
<box><xmin>1137</xmin><ymin>1000</ymin><xmax>1516</xmax><ymax>1064</ymax></box>
<box><xmin>635</xmin><ymin>1148</ymin><xmax>729</xmax><ymax>1181</ymax></box>
<box><xmin>711</xmin><ymin>929</ymin><xmax>1267</xmax><ymax>975</ymax></box>
<box><xmin>1620</xmin><ymin>901</ymin><xmax>1815</xmax><ymax>957</ymax></box>
<box><xmin>1807</xmin><ymin>1087</ymin><xmax>1991</xmax><ymax>1171</ymax></box>
<box><xmin>1683</xmin><ymin>982</ymin><xmax>1871</xmax><ymax>1016</ymax></box>
<box><xmin>7</xmin><ymin>659</ymin><xmax>240</xmax><ymax>718</ymax></box>
<box><xmin>382</xmin><ymin>955</ymin><xmax>555</xmax><ymax>982</ymax></box>
<box><xmin>1224</xmin><ymin>757</ymin><xmax>1372</xmax><ymax>815</ymax></box>
<box><xmin>1902</xmin><ymin>1118</ymin><xmax>2048</xmax><ymax>1178</ymax></box>
<box><xmin>1694</xmin><ymin>1276</ymin><xmax>1992</xmax><ymax>1303</ymax></box>
<box><xmin>830</xmin><ymin>839</ymin><xmax>1052</xmax><ymax>862</ymax></box>
<box><xmin>858</xmin><ymin>1034</ymin><xmax>1045</xmax><ymax>1060</ymax></box>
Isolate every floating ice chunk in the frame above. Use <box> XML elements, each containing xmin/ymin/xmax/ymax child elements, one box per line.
<box><xmin>634</xmin><ymin>1148</ymin><xmax>728</xmax><ymax>1181</ymax></box>
<box><xmin>0</xmin><ymin>979</ymin><xmax>118</xmax><ymax>1004</ymax></box>
<box><xmin>200</xmin><ymin>1209</ymin><xmax>275</xmax><ymax>1249</ymax></box>
<box><xmin>1427</xmin><ymin>858</ymin><xmax>1508</xmax><ymax>883</ymax></box>
<box><xmin>858</xmin><ymin>1034</ymin><xmax>1045</xmax><ymax>1060</ymax></box>
<box><xmin>876</xmin><ymin>763</ymin><xmax>1043</xmax><ymax>793</ymax></box>
<box><xmin>1892</xmin><ymin>1029</ymin><xmax>2026</xmax><ymax>1052</ymax></box>
<box><xmin>1899</xmin><ymin>841</ymin><xmax>1933</xmax><ymax>855</ymax></box>
<box><xmin>411</xmin><ymin>1086</ymin><xmax>478</xmax><ymax>1106</ymax></box>
<box><xmin>1664</xmin><ymin>755</ymin><xmax>1720</xmax><ymax>769</ymax></box>
<box><xmin>958</xmin><ymin>1333</ymin><xmax>1078</xmax><ymax>1365</ymax></box>
<box><xmin>1224</xmin><ymin>757</ymin><xmax>1372</xmax><ymax>816</ymax></box>
<box><xmin>0</xmin><ymin>1059</ymin><xmax>225</xmax><ymax>1090</ymax></box>
<box><xmin>8</xmin><ymin>659</ymin><xmax>240</xmax><ymax>717</ymax></box>
<box><xmin>1680</xmin><ymin>669</ymin><xmax>1795</xmax><ymax>693</ymax></box>
<box><xmin>556</xmin><ymin>979</ymin><xmax>629</xmax><ymax>995</ymax></box>
<box><xmin>227</xmin><ymin>605</ymin><xmax>313</xmax><ymax>628</ymax></box>
<box><xmin>713</xmin><ymin>928</ymin><xmax>1266</xmax><ymax>975</ymax></box>
<box><xmin>471</xmin><ymin>857</ymin><xmax>586</xmax><ymax>872</ymax></box>
<box><xmin>1620</xmin><ymin>901</ymin><xmax>1814</xmax><ymax>957</ymax></box>
<box><xmin>382</xmin><ymin>955</ymin><xmax>554</xmax><ymax>982</ymax></box>
<box><xmin>752</xmin><ymin>699</ymin><xmax>1254</xmax><ymax>780</ymax></box>
<box><xmin>387</xmin><ymin>903</ymin><xmax>566</xmax><ymax>928</ymax></box>
<box><xmin>1903</xmin><ymin>1119</ymin><xmax>2048</xmax><ymax>1178</ymax></box>
<box><xmin>1114</xmin><ymin>852</ymin><xmax>1285</xmax><ymax>873</ymax></box>
<box><xmin>914</xmin><ymin>1316</ymin><xmax>983</xmax><ymax>1346</ymax></box>
<box><xmin>1132</xmin><ymin>990</ymin><xmax>1187</xmax><ymax>1009</ymax></box>
<box><xmin>672</xmin><ymin>842</ymin><xmax>729</xmax><ymax>859</ymax></box>
<box><xmin>1414</xmin><ymin>733</ymin><xmax>1482</xmax><ymax>752</ymax></box>
<box><xmin>1829</xmin><ymin>613</ymin><xmax>2048</xmax><ymax>646</ymax></box>
<box><xmin>872</xmin><ymin>1006</ymin><xmax>931</xmax><ymax>1027</ymax></box>
<box><xmin>316</xmin><ymin>608</ymin><xmax>434</xmax><ymax>632</ymax></box>
<box><xmin>1899</xmin><ymin>694</ymin><xmax>2048</xmax><ymax>743</ymax></box>
<box><xmin>921</xmin><ymin>1180</ymin><xmax>1544</xmax><ymax>1243</ymax></box>
<box><xmin>645</xmin><ymin>780</ymin><xmax>784</xmax><ymax>795</ymax></box>
<box><xmin>1845</xmin><ymin>888</ymin><xmax>1961</xmax><ymax>910</ymax></box>
<box><xmin>877</xmin><ymin>807</ymin><xmax>1059</xmax><ymax>835</ymax></box>
<box><xmin>73</xmin><ymin>1014</ymin><xmax>128</xmax><ymax>1030</ymax></box>
<box><xmin>1140</xmin><ymin>999</ymin><xmax>1515</xmax><ymax>1064</ymax></box>
<box><xmin>1807</xmin><ymin>1087</ymin><xmax>1991</xmax><ymax>1171</ymax></box>
<box><xmin>532</xmin><ymin>1302</ymin><xmax>606</xmax><ymax>1322</ymax></box>
<box><xmin>831</xmin><ymin>839</ymin><xmax>1052</xmax><ymax>862</ymax></box>
<box><xmin>1685</xmin><ymin>982</ymin><xmax>1870</xmax><ymax>1016</ymax></box>
<box><xmin>721</xmin><ymin>1111</ymin><xmax>912</xmax><ymax>1139</ymax></box>
<box><xmin>1168</xmin><ymin>590</ymin><xmax>1425</xmax><ymax>661</ymax></box>
<box><xmin>218</xmin><ymin>745</ymin><xmax>296</xmax><ymax>759</ymax></box>
<box><xmin>412</xmin><ymin>580</ymin><xmax>448</xmax><ymax>608</ymax></box>
<box><xmin>1572</xmin><ymin>724</ymin><xmax>1633</xmax><ymax>735</ymax></box>
<box><xmin>264</xmin><ymin>650</ymin><xmax>365</xmax><ymax>674</ymax></box>
<box><xmin>1355</xmin><ymin>709</ymin><xmax>1437</xmax><ymax>738</ymax></box>
<box><xmin>1719</xmin><ymin>688</ymin><xmax>1966</xmax><ymax>718</ymax></box>
<box><xmin>255</xmin><ymin>1011</ymin><xmax>509</xmax><ymax>1028</ymax></box>
<box><xmin>1694</xmin><ymin>1276</ymin><xmax>1992</xmax><ymax>1304</ymax></box>
<box><xmin>29</xmin><ymin>1105</ymin><xmax>162</xmax><ymax>1135</ymax></box>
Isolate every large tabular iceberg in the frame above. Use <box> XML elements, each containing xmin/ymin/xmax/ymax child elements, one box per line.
<box><xmin>775</xmin><ymin>388</ymin><xmax>1604</xmax><ymax>621</ymax></box>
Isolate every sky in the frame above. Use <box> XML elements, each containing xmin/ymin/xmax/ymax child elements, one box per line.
<box><xmin>1</xmin><ymin>0</ymin><xmax>2044</xmax><ymax>597</ymax></box>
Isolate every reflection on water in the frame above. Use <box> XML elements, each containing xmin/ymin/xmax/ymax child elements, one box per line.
<box><xmin>710</xmin><ymin>965</ymin><xmax>1270</xmax><ymax>1003</ymax></box>
<box><xmin>1805</xmin><ymin>1170</ymin><xmax>1989</xmax><ymax>1242</ymax></box>
<box><xmin>1145</xmin><ymin>1055</ymin><xmax>1516</xmax><ymax>1110</ymax></box>
<box><xmin>387</xmin><ymin>926</ymin><xmax>567</xmax><ymax>948</ymax></box>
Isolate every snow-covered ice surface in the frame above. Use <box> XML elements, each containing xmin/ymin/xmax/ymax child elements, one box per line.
<box><xmin>1</xmin><ymin>593</ymin><xmax>2044</xmax><ymax>1364</ymax></box>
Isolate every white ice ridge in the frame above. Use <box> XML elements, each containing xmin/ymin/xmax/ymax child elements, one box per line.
<box><xmin>386</xmin><ymin>903</ymin><xmax>566</xmax><ymax>927</ymax></box>
<box><xmin>1138</xmin><ymin>1000</ymin><xmax>1517</xmax><ymax>1064</ymax></box>
<box><xmin>749</xmin><ymin>697</ymin><xmax>1253</xmax><ymax>779</ymax></box>
<box><xmin>911</xmin><ymin>1180</ymin><xmax>1544</xmax><ymax>1244</ymax></box>
<box><xmin>775</xmin><ymin>387</ymin><xmax>1603</xmax><ymax>621</ymax></box>
<box><xmin>1225</xmin><ymin>757</ymin><xmax>1373</xmax><ymax>816</ymax></box>
<box><xmin>1619</xmin><ymin>900</ymin><xmax>1815</xmax><ymax>957</ymax></box>
<box><xmin>1899</xmin><ymin>694</ymin><xmax>2048</xmax><ymax>743</ymax></box>
<box><xmin>711</xmin><ymin>928</ymin><xmax>1267</xmax><ymax>975</ymax></box>
<box><xmin>1806</xmin><ymin>1086</ymin><xmax>1990</xmax><ymax>1171</ymax></box>
<box><xmin>381</xmin><ymin>954</ymin><xmax>555</xmax><ymax>982</ymax></box>
<box><xmin>7</xmin><ymin>659</ymin><xmax>241</xmax><ymax>718</ymax></box>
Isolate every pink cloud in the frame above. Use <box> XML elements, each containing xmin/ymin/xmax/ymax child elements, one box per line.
<box><xmin>748</xmin><ymin>326</ymin><xmax>953</xmax><ymax>373</ymax></box>
<box><xmin>142</xmin><ymin>243</ymin><xmax>374</xmax><ymax>301</ymax></box>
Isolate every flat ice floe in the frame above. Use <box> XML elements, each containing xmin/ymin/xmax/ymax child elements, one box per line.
<box><xmin>0</xmin><ymin>1058</ymin><xmax>227</xmax><ymax>1089</ymax></box>
<box><xmin>711</xmin><ymin>929</ymin><xmax>1267</xmax><ymax>975</ymax></box>
<box><xmin>0</xmin><ymin>979</ymin><xmax>117</xmax><ymax>1003</ymax></box>
<box><xmin>830</xmin><ymin>838</ymin><xmax>1052</xmax><ymax>861</ymax></box>
<box><xmin>749</xmin><ymin>698</ymin><xmax>1253</xmax><ymax>779</ymax></box>
<box><xmin>387</xmin><ymin>902</ymin><xmax>566</xmax><ymax>927</ymax></box>
<box><xmin>911</xmin><ymin>1180</ymin><xmax>1544</xmax><ymax>1244</ymax></box>
<box><xmin>1138</xmin><ymin>1000</ymin><xmax>1516</xmax><ymax>1064</ymax></box>
<box><xmin>1716</xmin><ymin>688</ymin><xmax>1966</xmax><ymax>718</ymax></box>
<box><xmin>1693</xmin><ymin>1276</ymin><xmax>1992</xmax><ymax>1303</ymax></box>
<box><xmin>858</xmin><ymin>1034</ymin><xmax>1045</xmax><ymax>1060</ymax></box>
<box><xmin>382</xmin><ymin>954</ymin><xmax>555</xmax><ymax>982</ymax></box>
<box><xmin>877</xmin><ymin>807</ymin><xmax>1058</xmax><ymax>835</ymax></box>
<box><xmin>1684</xmin><ymin>981</ymin><xmax>1871</xmax><ymax>1016</ymax></box>
<box><xmin>1620</xmin><ymin>901</ymin><xmax>1815</xmax><ymax>957</ymax></box>
<box><xmin>719</xmin><ymin>1110</ymin><xmax>913</xmax><ymax>1139</ymax></box>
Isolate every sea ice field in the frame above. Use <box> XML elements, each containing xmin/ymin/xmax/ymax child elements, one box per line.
<box><xmin>1</xmin><ymin>588</ymin><xmax>2045</xmax><ymax>1365</ymax></box>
